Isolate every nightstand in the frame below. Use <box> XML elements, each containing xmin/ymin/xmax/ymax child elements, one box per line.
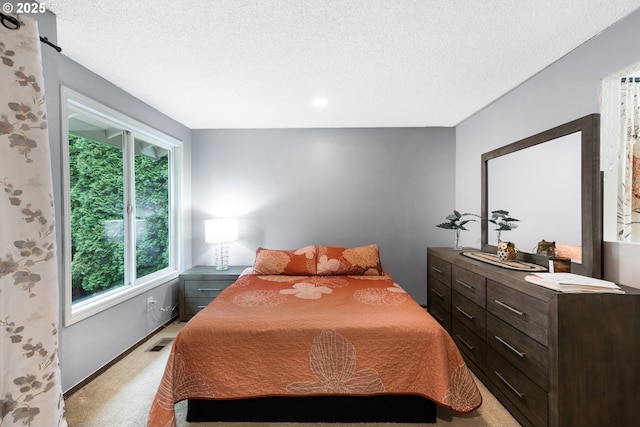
<box><xmin>178</xmin><ymin>265</ymin><xmax>250</xmax><ymax>321</ymax></box>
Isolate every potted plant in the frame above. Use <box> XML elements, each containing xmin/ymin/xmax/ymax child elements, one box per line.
<box><xmin>489</xmin><ymin>209</ymin><xmax>519</xmax><ymax>243</ymax></box>
<box><xmin>436</xmin><ymin>210</ymin><xmax>479</xmax><ymax>250</ymax></box>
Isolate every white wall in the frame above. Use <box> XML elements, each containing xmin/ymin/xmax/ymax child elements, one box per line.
<box><xmin>456</xmin><ymin>9</ymin><xmax>640</xmax><ymax>287</ymax></box>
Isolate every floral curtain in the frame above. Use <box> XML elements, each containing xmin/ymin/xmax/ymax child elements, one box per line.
<box><xmin>618</xmin><ymin>77</ymin><xmax>640</xmax><ymax>241</ymax></box>
<box><xmin>1</xmin><ymin>14</ymin><xmax>67</xmax><ymax>427</ymax></box>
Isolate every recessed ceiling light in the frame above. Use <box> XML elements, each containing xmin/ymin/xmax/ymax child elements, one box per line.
<box><xmin>312</xmin><ymin>98</ymin><xmax>329</xmax><ymax>108</ymax></box>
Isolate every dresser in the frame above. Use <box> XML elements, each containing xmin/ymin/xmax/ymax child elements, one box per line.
<box><xmin>427</xmin><ymin>247</ymin><xmax>640</xmax><ymax>427</ymax></box>
<box><xmin>179</xmin><ymin>265</ymin><xmax>249</xmax><ymax>321</ymax></box>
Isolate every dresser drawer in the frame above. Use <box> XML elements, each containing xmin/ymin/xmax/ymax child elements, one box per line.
<box><xmin>452</xmin><ymin>266</ymin><xmax>486</xmax><ymax>308</ymax></box>
<box><xmin>183</xmin><ymin>280</ymin><xmax>234</xmax><ymax>297</ymax></box>
<box><xmin>487</xmin><ymin>348</ymin><xmax>548</xmax><ymax>427</ymax></box>
<box><xmin>427</xmin><ymin>247</ymin><xmax>640</xmax><ymax>427</ymax></box>
<box><xmin>428</xmin><ymin>255</ymin><xmax>452</xmax><ymax>286</ymax></box>
<box><xmin>428</xmin><ymin>299</ymin><xmax>451</xmax><ymax>333</ymax></box>
<box><xmin>487</xmin><ymin>280</ymin><xmax>549</xmax><ymax>346</ymax></box>
<box><xmin>452</xmin><ymin>320</ymin><xmax>485</xmax><ymax>371</ymax></box>
<box><xmin>452</xmin><ymin>291</ymin><xmax>486</xmax><ymax>338</ymax></box>
<box><xmin>428</xmin><ymin>276</ymin><xmax>451</xmax><ymax>309</ymax></box>
<box><xmin>487</xmin><ymin>314</ymin><xmax>548</xmax><ymax>390</ymax></box>
<box><xmin>179</xmin><ymin>266</ymin><xmax>249</xmax><ymax>321</ymax></box>
<box><xmin>182</xmin><ymin>297</ymin><xmax>217</xmax><ymax>315</ymax></box>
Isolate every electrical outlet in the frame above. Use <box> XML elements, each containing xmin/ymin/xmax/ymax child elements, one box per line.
<box><xmin>147</xmin><ymin>296</ymin><xmax>157</xmax><ymax>313</ymax></box>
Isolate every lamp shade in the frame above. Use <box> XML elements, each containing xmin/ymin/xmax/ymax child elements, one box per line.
<box><xmin>204</xmin><ymin>218</ymin><xmax>238</xmax><ymax>243</ymax></box>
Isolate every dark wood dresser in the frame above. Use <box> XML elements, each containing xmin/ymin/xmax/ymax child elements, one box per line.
<box><xmin>427</xmin><ymin>247</ymin><xmax>640</xmax><ymax>427</ymax></box>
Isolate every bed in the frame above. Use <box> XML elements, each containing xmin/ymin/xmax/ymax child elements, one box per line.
<box><xmin>147</xmin><ymin>244</ymin><xmax>482</xmax><ymax>427</ymax></box>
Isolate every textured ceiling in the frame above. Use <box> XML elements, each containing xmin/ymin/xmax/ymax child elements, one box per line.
<box><xmin>46</xmin><ymin>1</ymin><xmax>640</xmax><ymax>129</ymax></box>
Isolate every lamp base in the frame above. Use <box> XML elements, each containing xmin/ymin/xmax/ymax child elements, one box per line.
<box><xmin>214</xmin><ymin>242</ymin><xmax>230</xmax><ymax>271</ymax></box>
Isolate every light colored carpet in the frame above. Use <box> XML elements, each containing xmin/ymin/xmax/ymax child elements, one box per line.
<box><xmin>64</xmin><ymin>321</ymin><xmax>520</xmax><ymax>427</ymax></box>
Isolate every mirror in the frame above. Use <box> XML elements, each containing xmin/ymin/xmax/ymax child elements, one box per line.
<box><xmin>487</xmin><ymin>133</ymin><xmax>582</xmax><ymax>251</ymax></box>
<box><xmin>481</xmin><ymin>114</ymin><xmax>602</xmax><ymax>278</ymax></box>
<box><xmin>600</xmin><ymin>62</ymin><xmax>640</xmax><ymax>244</ymax></box>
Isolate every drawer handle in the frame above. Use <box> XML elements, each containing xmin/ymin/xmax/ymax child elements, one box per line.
<box><xmin>494</xmin><ymin>371</ymin><xmax>525</xmax><ymax>399</ymax></box>
<box><xmin>431</xmin><ymin>266</ymin><xmax>444</xmax><ymax>274</ymax></box>
<box><xmin>432</xmin><ymin>289</ymin><xmax>444</xmax><ymax>299</ymax></box>
<box><xmin>494</xmin><ymin>299</ymin><xmax>524</xmax><ymax>316</ymax></box>
<box><xmin>495</xmin><ymin>335</ymin><xmax>526</xmax><ymax>358</ymax></box>
<box><xmin>198</xmin><ymin>288</ymin><xmax>222</xmax><ymax>291</ymax></box>
<box><xmin>431</xmin><ymin>312</ymin><xmax>445</xmax><ymax>324</ymax></box>
<box><xmin>455</xmin><ymin>306</ymin><xmax>474</xmax><ymax>321</ymax></box>
<box><xmin>197</xmin><ymin>305</ymin><xmax>207</xmax><ymax>309</ymax></box>
<box><xmin>455</xmin><ymin>279</ymin><xmax>474</xmax><ymax>290</ymax></box>
<box><xmin>455</xmin><ymin>334</ymin><xmax>475</xmax><ymax>351</ymax></box>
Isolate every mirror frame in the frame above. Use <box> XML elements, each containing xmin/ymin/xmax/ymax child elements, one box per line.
<box><xmin>481</xmin><ymin>114</ymin><xmax>602</xmax><ymax>278</ymax></box>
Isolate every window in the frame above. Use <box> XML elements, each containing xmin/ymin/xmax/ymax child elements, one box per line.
<box><xmin>62</xmin><ymin>87</ymin><xmax>181</xmax><ymax>325</ymax></box>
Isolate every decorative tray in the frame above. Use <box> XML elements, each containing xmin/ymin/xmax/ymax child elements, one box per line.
<box><xmin>461</xmin><ymin>251</ymin><xmax>547</xmax><ymax>272</ymax></box>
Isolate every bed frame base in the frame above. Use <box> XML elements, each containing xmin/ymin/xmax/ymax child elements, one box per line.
<box><xmin>187</xmin><ymin>395</ymin><xmax>437</xmax><ymax>423</ymax></box>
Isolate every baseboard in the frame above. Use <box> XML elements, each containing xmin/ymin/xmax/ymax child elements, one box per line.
<box><xmin>63</xmin><ymin>315</ymin><xmax>179</xmax><ymax>399</ymax></box>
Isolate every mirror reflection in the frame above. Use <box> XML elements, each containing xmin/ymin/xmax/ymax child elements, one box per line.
<box><xmin>487</xmin><ymin>132</ymin><xmax>582</xmax><ymax>260</ymax></box>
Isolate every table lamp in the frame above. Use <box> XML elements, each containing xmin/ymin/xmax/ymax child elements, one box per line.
<box><xmin>204</xmin><ymin>218</ymin><xmax>238</xmax><ymax>270</ymax></box>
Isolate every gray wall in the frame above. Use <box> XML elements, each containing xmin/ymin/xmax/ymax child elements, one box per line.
<box><xmin>191</xmin><ymin>128</ymin><xmax>457</xmax><ymax>304</ymax></box>
<box><xmin>456</xmin><ymin>9</ymin><xmax>640</xmax><ymax>287</ymax></box>
<box><xmin>55</xmin><ymin>57</ymin><xmax>192</xmax><ymax>392</ymax></box>
<box><xmin>32</xmin><ymin>10</ymin><xmax>192</xmax><ymax>392</ymax></box>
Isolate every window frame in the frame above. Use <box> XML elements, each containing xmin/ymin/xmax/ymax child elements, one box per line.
<box><xmin>61</xmin><ymin>86</ymin><xmax>182</xmax><ymax>326</ymax></box>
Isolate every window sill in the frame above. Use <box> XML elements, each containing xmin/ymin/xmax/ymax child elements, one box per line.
<box><xmin>64</xmin><ymin>269</ymin><xmax>178</xmax><ymax>327</ymax></box>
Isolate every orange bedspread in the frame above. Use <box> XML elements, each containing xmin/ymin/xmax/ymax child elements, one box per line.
<box><xmin>147</xmin><ymin>273</ymin><xmax>482</xmax><ymax>427</ymax></box>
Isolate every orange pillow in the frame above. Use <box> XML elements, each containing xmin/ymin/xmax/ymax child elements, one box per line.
<box><xmin>316</xmin><ymin>244</ymin><xmax>383</xmax><ymax>276</ymax></box>
<box><xmin>253</xmin><ymin>245</ymin><xmax>317</xmax><ymax>275</ymax></box>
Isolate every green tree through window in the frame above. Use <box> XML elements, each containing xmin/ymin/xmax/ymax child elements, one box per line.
<box><xmin>69</xmin><ymin>134</ymin><xmax>125</xmax><ymax>301</ymax></box>
<box><xmin>68</xmin><ymin>133</ymin><xmax>170</xmax><ymax>302</ymax></box>
<box><xmin>134</xmin><ymin>138</ymin><xmax>170</xmax><ymax>279</ymax></box>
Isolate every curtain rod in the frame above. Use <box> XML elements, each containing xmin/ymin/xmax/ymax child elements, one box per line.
<box><xmin>1</xmin><ymin>12</ymin><xmax>62</xmax><ymax>52</ymax></box>
<box><xmin>621</xmin><ymin>77</ymin><xmax>640</xmax><ymax>83</ymax></box>
<box><xmin>40</xmin><ymin>36</ymin><xmax>61</xmax><ymax>52</ymax></box>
